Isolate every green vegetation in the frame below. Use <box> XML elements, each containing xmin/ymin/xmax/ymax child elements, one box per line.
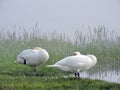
<box><xmin>0</xmin><ymin>26</ymin><xmax>120</xmax><ymax>90</ymax></box>
<box><xmin>0</xmin><ymin>76</ymin><xmax>120</xmax><ymax>90</ymax></box>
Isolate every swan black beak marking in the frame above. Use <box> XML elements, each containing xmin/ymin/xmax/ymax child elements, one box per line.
<box><xmin>23</xmin><ymin>59</ymin><xmax>26</xmax><ymax>65</ymax></box>
<box><xmin>20</xmin><ymin>57</ymin><xmax>26</xmax><ymax>65</ymax></box>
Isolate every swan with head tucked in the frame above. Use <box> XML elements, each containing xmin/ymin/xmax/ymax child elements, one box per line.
<box><xmin>47</xmin><ymin>51</ymin><xmax>97</xmax><ymax>77</ymax></box>
<box><xmin>16</xmin><ymin>47</ymin><xmax>49</xmax><ymax>75</ymax></box>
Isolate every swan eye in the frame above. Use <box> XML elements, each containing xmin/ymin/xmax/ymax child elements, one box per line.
<box><xmin>73</xmin><ymin>53</ymin><xmax>76</xmax><ymax>55</ymax></box>
<box><xmin>72</xmin><ymin>51</ymin><xmax>80</xmax><ymax>56</ymax></box>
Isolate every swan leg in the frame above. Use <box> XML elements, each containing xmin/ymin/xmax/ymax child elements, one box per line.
<box><xmin>77</xmin><ymin>72</ymin><xmax>80</xmax><ymax>78</ymax></box>
<box><xmin>74</xmin><ymin>72</ymin><xmax>77</xmax><ymax>77</ymax></box>
<box><xmin>33</xmin><ymin>67</ymin><xmax>37</xmax><ymax>76</ymax></box>
<box><xmin>74</xmin><ymin>72</ymin><xmax>80</xmax><ymax>78</ymax></box>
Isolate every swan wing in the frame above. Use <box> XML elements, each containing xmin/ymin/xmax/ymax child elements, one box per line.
<box><xmin>17</xmin><ymin>49</ymin><xmax>42</xmax><ymax>65</ymax></box>
<box><xmin>55</xmin><ymin>55</ymin><xmax>91</xmax><ymax>68</ymax></box>
<box><xmin>17</xmin><ymin>49</ymin><xmax>39</xmax><ymax>60</ymax></box>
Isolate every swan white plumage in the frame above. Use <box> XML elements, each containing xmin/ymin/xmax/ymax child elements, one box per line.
<box><xmin>47</xmin><ymin>51</ymin><xmax>97</xmax><ymax>77</ymax></box>
<box><xmin>16</xmin><ymin>47</ymin><xmax>49</xmax><ymax>75</ymax></box>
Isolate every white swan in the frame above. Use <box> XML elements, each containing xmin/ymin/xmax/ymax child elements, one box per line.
<box><xmin>47</xmin><ymin>51</ymin><xmax>97</xmax><ymax>77</ymax></box>
<box><xmin>16</xmin><ymin>47</ymin><xmax>49</xmax><ymax>75</ymax></box>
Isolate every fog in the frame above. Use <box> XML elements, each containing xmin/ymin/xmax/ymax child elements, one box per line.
<box><xmin>0</xmin><ymin>0</ymin><xmax>120</xmax><ymax>36</ymax></box>
<box><xmin>0</xmin><ymin>0</ymin><xmax>120</xmax><ymax>83</ymax></box>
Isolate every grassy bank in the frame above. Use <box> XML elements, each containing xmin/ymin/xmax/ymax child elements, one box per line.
<box><xmin>0</xmin><ymin>26</ymin><xmax>120</xmax><ymax>89</ymax></box>
<box><xmin>0</xmin><ymin>75</ymin><xmax>120</xmax><ymax>90</ymax></box>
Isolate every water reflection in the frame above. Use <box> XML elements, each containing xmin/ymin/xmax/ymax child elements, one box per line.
<box><xmin>80</xmin><ymin>70</ymin><xmax>120</xmax><ymax>84</ymax></box>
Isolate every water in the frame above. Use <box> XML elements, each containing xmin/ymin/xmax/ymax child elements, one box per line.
<box><xmin>80</xmin><ymin>70</ymin><xmax>120</xmax><ymax>84</ymax></box>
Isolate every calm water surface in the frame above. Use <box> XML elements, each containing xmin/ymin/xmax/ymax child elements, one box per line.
<box><xmin>80</xmin><ymin>70</ymin><xmax>120</xmax><ymax>84</ymax></box>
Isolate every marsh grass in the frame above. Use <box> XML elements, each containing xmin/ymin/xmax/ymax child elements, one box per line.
<box><xmin>0</xmin><ymin>25</ymin><xmax>120</xmax><ymax>89</ymax></box>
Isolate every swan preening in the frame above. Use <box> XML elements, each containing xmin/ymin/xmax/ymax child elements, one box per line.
<box><xmin>16</xmin><ymin>47</ymin><xmax>49</xmax><ymax>75</ymax></box>
<box><xmin>47</xmin><ymin>51</ymin><xmax>97</xmax><ymax>78</ymax></box>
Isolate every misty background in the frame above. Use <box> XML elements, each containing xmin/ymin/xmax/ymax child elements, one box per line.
<box><xmin>0</xmin><ymin>0</ymin><xmax>120</xmax><ymax>84</ymax></box>
<box><xmin>0</xmin><ymin>0</ymin><xmax>120</xmax><ymax>37</ymax></box>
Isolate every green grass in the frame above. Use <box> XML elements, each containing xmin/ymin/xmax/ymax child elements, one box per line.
<box><xmin>0</xmin><ymin>75</ymin><xmax>120</xmax><ymax>90</ymax></box>
<box><xmin>0</xmin><ymin>25</ymin><xmax>120</xmax><ymax>89</ymax></box>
